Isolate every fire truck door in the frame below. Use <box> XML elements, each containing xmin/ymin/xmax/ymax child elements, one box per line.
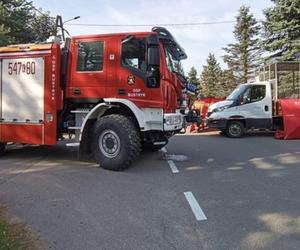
<box><xmin>68</xmin><ymin>39</ymin><xmax>107</xmax><ymax>99</ymax></box>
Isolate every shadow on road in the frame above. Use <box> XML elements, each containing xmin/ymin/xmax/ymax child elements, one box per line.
<box><xmin>167</xmin><ymin>133</ymin><xmax>300</xmax><ymax>249</ymax></box>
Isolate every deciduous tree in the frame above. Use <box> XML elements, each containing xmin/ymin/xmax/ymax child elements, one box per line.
<box><xmin>0</xmin><ymin>0</ymin><xmax>55</xmax><ymax>46</ymax></box>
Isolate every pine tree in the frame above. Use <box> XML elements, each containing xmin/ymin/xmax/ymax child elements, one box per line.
<box><xmin>223</xmin><ymin>6</ymin><xmax>261</xmax><ymax>84</ymax></box>
<box><xmin>221</xmin><ymin>69</ymin><xmax>237</xmax><ymax>97</ymax></box>
<box><xmin>200</xmin><ymin>53</ymin><xmax>223</xmax><ymax>98</ymax></box>
<box><xmin>187</xmin><ymin>66</ymin><xmax>200</xmax><ymax>86</ymax></box>
<box><xmin>262</xmin><ymin>0</ymin><xmax>300</xmax><ymax>61</ymax></box>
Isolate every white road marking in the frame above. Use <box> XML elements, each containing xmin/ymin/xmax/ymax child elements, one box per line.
<box><xmin>166</xmin><ymin>154</ymin><xmax>188</xmax><ymax>162</ymax></box>
<box><xmin>160</xmin><ymin>147</ymin><xmax>179</xmax><ymax>173</ymax></box>
<box><xmin>167</xmin><ymin>160</ymin><xmax>179</xmax><ymax>173</ymax></box>
<box><xmin>207</xmin><ymin>158</ymin><xmax>214</xmax><ymax>163</ymax></box>
<box><xmin>184</xmin><ymin>191</ymin><xmax>207</xmax><ymax>221</ymax></box>
<box><xmin>161</xmin><ymin>147</ymin><xmax>167</xmax><ymax>153</ymax></box>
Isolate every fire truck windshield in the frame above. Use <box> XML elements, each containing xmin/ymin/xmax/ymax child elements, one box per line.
<box><xmin>164</xmin><ymin>45</ymin><xmax>185</xmax><ymax>76</ymax></box>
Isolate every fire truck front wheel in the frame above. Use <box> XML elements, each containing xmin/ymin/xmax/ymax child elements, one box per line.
<box><xmin>92</xmin><ymin>114</ymin><xmax>141</xmax><ymax>171</ymax></box>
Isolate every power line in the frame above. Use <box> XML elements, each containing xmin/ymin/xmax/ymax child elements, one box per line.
<box><xmin>30</xmin><ymin>5</ymin><xmax>56</xmax><ymax>23</ymax></box>
<box><xmin>65</xmin><ymin>20</ymin><xmax>237</xmax><ymax>27</ymax></box>
<box><xmin>31</xmin><ymin>6</ymin><xmax>46</xmax><ymax>16</ymax></box>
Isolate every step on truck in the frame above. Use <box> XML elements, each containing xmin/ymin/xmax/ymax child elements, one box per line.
<box><xmin>207</xmin><ymin>62</ymin><xmax>300</xmax><ymax>138</ymax></box>
<box><xmin>0</xmin><ymin>26</ymin><xmax>197</xmax><ymax>170</ymax></box>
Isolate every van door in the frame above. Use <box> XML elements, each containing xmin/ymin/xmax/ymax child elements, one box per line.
<box><xmin>238</xmin><ymin>84</ymin><xmax>272</xmax><ymax>129</ymax></box>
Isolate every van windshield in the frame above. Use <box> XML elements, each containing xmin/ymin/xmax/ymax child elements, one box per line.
<box><xmin>226</xmin><ymin>85</ymin><xmax>248</xmax><ymax>101</ymax></box>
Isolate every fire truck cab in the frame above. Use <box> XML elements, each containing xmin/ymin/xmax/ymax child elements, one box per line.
<box><xmin>0</xmin><ymin>27</ymin><xmax>194</xmax><ymax>170</ymax></box>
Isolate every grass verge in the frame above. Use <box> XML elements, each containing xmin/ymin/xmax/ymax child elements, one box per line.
<box><xmin>0</xmin><ymin>205</ymin><xmax>42</xmax><ymax>250</ymax></box>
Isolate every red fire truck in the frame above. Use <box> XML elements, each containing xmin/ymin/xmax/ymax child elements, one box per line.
<box><xmin>0</xmin><ymin>27</ymin><xmax>196</xmax><ymax>170</ymax></box>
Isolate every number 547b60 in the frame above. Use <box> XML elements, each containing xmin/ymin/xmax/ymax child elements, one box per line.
<box><xmin>8</xmin><ymin>62</ymin><xmax>36</xmax><ymax>75</ymax></box>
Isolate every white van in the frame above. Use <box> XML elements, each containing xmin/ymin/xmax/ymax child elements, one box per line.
<box><xmin>207</xmin><ymin>62</ymin><xmax>300</xmax><ymax>138</ymax></box>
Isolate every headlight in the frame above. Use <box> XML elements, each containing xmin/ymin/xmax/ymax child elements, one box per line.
<box><xmin>213</xmin><ymin>105</ymin><xmax>230</xmax><ymax>113</ymax></box>
<box><xmin>165</xmin><ymin>115</ymin><xmax>182</xmax><ymax>125</ymax></box>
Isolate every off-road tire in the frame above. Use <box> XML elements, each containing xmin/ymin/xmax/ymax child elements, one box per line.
<box><xmin>226</xmin><ymin>121</ymin><xmax>245</xmax><ymax>138</ymax></box>
<box><xmin>92</xmin><ymin>115</ymin><xmax>141</xmax><ymax>171</ymax></box>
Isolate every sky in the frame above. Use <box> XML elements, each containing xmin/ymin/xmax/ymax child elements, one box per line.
<box><xmin>32</xmin><ymin>0</ymin><xmax>271</xmax><ymax>73</ymax></box>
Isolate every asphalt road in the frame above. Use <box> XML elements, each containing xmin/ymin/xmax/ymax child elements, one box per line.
<box><xmin>1</xmin><ymin>132</ymin><xmax>300</xmax><ymax>249</ymax></box>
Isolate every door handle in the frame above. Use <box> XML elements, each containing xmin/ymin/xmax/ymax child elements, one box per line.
<box><xmin>73</xmin><ymin>88</ymin><xmax>81</xmax><ymax>95</ymax></box>
<box><xmin>264</xmin><ymin>105</ymin><xmax>269</xmax><ymax>111</ymax></box>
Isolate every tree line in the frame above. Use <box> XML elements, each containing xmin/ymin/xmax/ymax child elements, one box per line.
<box><xmin>1</xmin><ymin>0</ymin><xmax>300</xmax><ymax>100</ymax></box>
<box><xmin>0</xmin><ymin>0</ymin><xmax>55</xmax><ymax>46</ymax></box>
<box><xmin>188</xmin><ymin>0</ymin><xmax>300</xmax><ymax>98</ymax></box>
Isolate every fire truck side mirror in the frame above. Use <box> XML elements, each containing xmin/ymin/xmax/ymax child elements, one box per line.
<box><xmin>147</xmin><ymin>47</ymin><xmax>160</xmax><ymax>67</ymax></box>
<box><xmin>146</xmin><ymin>47</ymin><xmax>160</xmax><ymax>88</ymax></box>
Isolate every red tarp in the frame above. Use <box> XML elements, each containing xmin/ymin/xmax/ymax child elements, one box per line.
<box><xmin>275</xmin><ymin>99</ymin><xmax>300</xmax><ymax>140</ymax></box>
<box><xmin>193</xmin><ymin>97</ymin><xmax>224</xmax><ymax>119</ymax></box>
<box><xmin>189</xmin><ymin>97</ymin><xmax>224</xmax><ymax>132</ymax></box>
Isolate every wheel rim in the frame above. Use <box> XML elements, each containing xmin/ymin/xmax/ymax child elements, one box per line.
<box><xmin>229</xmin><ymin>124</ymin><xmax>241</xmax><ymax>136</ymax></box>
<box><xmin>98</xmin><ymin>129</ymin><xmax>121</xmax><ymax>158</ymax></box>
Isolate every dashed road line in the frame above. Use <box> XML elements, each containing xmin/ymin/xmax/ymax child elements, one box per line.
<box><xmin>162</xmin><ymin>148</ymin><xmax>206</xmax><ymax>221</ymax></box>
<box><xmin>207</xmin><ymin>158</ymin><xmax>214</xmax><ymax>163</ymax></box>
<box><xmin>161</xmin><ymin>147</ymin><xmax>167</xmax><ymax>153</ymax></box>
<box><xmin>161</xmin><ymin>147</ymin><xmax>179</xmax><ymax>173</ymax></box>
<box><xmin>184</xmin><ymin>191</ymin><xmax>207</xmax><ymax>221</ymax></box>
<box><xmin>167</xmin><ymin>160</ymin><xmax>179</xmax><ymax>173</ymax></box>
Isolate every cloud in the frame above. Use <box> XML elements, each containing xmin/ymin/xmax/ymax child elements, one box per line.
<box><xmin>33</xmin><ymin>0</ymin><xmax>270</xmax><ymax>73</ymax></box>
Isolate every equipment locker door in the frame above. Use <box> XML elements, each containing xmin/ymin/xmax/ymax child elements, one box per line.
<box><xmin>1</xmin><ymin>57</ymin><xmax>45</xmax><ymax>122</ymax></box>
<box><xmin>0</xmin><ymin>56</ymin><xmax>45</xmax><ymax>144</ymax></box>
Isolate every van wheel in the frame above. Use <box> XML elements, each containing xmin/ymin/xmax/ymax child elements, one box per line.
<box><xmin>226</xmin><ymin>121</ymin><xmax>245</xmax><ymax>138</ymax></box>
<box><xmin>92</xmin><ymin>115</ymin><xmax>141</xmax><ymax>171</ymax></box>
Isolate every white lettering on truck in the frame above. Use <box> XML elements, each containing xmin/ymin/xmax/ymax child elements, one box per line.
<box><xmin>51</xmin><ymin>55</ymin><xmax>56</xmax><ymax>101</ymax></box>
<box><xmin>128</xmin><ymin>88</ymin><xmax>146</xmax><ymax>98</ymax></box>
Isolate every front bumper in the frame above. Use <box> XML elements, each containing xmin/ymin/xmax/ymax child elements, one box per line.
<box><xmin>207</xmin><ymin>118</ymin><xmax>227</xmax><ymax>130</ymax></box>
<box><xmin>164</xmin><ymin>111</ymin><xmax>184</xmax><ymax>131</ymax></box>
